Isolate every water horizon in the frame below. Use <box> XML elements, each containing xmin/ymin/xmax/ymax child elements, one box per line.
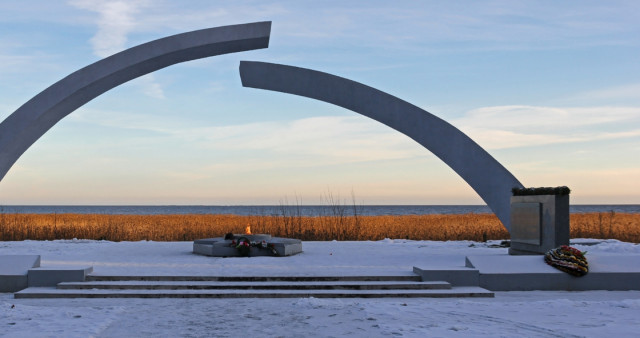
<box><xmin>1</xmin><ymin>204</ymin><xmax>638</xmax><ymax>216</ymax></box>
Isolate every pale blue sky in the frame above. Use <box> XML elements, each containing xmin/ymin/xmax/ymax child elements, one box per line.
<box><xmin>0</xmin><ymin>1</ymin><xmax>638</xmax><ymax>205</ymax></box>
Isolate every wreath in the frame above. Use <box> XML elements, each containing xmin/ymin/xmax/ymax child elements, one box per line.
<box><xmin>229</xmin><ymin>237</ymin><xmax>279</xmax><ymax>257</ymax></box>
<box><xmin>512</xmin><ymin>186</ymin><xmax>571</xmax><ymax>196</ymax></box>
<box><xmin>235</xmin><ymin>237</ymin><xmax>251</xmax><ymax>257</ymax></box>
<box><xmin>259</xmin><ymin>240</ymin><xmax>279</xmax><ymax>256</ymax></box>
<box><xmin>544</xmin><ymin>245</ymin><xmax>588</xmax><ymax>277</ymax></box>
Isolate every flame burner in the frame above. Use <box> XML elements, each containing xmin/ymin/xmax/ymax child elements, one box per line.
<box><xmin>193</xmin><ymin>233</ymin><xmax>302</xmax><ymax>257</ymax></box>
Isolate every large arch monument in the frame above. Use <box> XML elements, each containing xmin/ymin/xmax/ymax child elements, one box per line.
<box><xmin>0</xmin><ymin>22</ymin><xmax>524</xmax><ymax>231</ymax></box>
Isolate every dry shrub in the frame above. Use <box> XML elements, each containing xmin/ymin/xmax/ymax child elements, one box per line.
<box><xmin>0</xmin><ymin>212</ymin><xmax>637</xmax><ymax>242</ymax></box>
<box><xmin>571</xmin><ymin>212</ymin><xmax>640</xmax><ymax>242</ymax></box>
<box><xmin>0</xmin><ymin>212</ymin><xmax>505</xmax><ymax>241</ymax></box>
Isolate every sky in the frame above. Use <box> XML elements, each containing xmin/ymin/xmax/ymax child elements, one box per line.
<box><xmin>0</xmin><ymin>0</ymin><xmax>639</xmax><ymax>206</ymax></box>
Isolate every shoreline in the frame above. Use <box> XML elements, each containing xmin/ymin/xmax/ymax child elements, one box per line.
<box><xmin>1</xmin><ymin>204</ymin><xmax>639</xmax><ymax>216</ymax></box>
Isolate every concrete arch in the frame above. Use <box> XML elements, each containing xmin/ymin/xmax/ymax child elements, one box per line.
<box><xmin>240</xmin><ymin>61</ymin><xmax>523</xmax><ymax>231</ymax></box>
<box><xmin>0</xmin><ymin>21</ymin><xmax>271</xmax><ymax>182</ymax></box>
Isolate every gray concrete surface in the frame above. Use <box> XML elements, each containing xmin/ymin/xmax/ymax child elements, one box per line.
<box><xmin>14</xmin><ymin>286</ymin><xmax>495</xmax><ymax>299</ymax></box>
<box><xmin>194</xmin><ymin>236</ymin><xmax>302</xmax><ymax>257</ymax></box>
<box><xmin>0</xmin><ymin>21</ymin><xmax>271</xmax><ymax>182</ymax></box>
<box><xmin>465</xmin><ymin>254</ymin><xmax>640</xmax><ymax>291</ymax></box>
<box><xmin>413</xmin><ymin>266</ymin><xmax>480</xmax><ymax>286</ymax></box>
<box><xmin>28</xmin><ymin>266</ymin><xmax>93</xmax><ymax>287</ymax></box>
<box><xmin>509</xmin><ymin>194</ymin><xmax>570</xmax><ymax>255</ymax></box>
<box><xmin>239</xmin><ymin>61</ymin><xmax>523</xmax><ymax>232</ymax></box>
<box><xmin>15</xmin><ymin>276</ymin><xmax>494</xmax><ymax>298</ymax></box>
<box><xmin>0</xmin><ymin>255</ymin><xmax>40</xmax><ymax>292</ymax></box>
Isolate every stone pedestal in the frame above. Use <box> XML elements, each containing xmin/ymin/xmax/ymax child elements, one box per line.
<box><xmin>193</xmin><ymin>234</ymin><xmax>302</xmax><ymax>257</ymax></box>
<box><xmin>508</xmin><ymin>194</ymin><xmax>569</xmax><ymax>255</ymax></box>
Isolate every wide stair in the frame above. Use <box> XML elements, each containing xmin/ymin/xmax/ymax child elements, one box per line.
<box><xmin>15</xmin><ymin>275</ymin><xmax>494</xmax><ymax>299</ymax></box>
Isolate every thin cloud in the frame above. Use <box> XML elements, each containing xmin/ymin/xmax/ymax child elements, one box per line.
<box><xmin>207</xmin><ymin>82</ymin><xmax>225</xmax><ymax>93</ymax></box>
<box><xmin>68</xmin><ymin>1</ymin><xmax>640</xmax><ymax>54</ymax></box>
<box><xmin>136</xmin><ymin>74</ymin><xmax>165</xmax><ymax>99</ymax></box>
<box><xmin>68</xmin><ymin>109</ymin><xmax>425</xmax><ymax>166</ymax></box>
<box><xmin>69</xmin><ymin>108</ymin><xmax>173</xmax><ymax>134</ymax></box>
<box><xmin>457</xmin><ymin>105</ymin><xmax>640</xmax><ymax>130</ymax></box>
<box><xmin>69</xmin><ymin>0</ymin><xmax>149</xmax><ymax>57</ymax></box>
<box><xmin>453</xmin><ymin>105</ymin><xmax>640</xmax><ymax>149</ymax></box>
<box><xmin>68</xmin><ymin>0</ymin><xmax>165</xmax><ymax>99</ymax></box>
<box><xmin>274</xmin><ymin>1</ymin><xmax>640</xmax><ymax>51</ymax></box>
<box><xmin>564</xmin><ymin>83</ymin><xmax>640</xmax><ymax>103</ymax></box>
<box><xmin>70</xmin><ymin>103</ymin><xmax>640</xmax><ymax>159</ymax></box>
<box><xmin>0</xmin><ymin>54</ymin><xmax>35</xmax><ymax>69</ymax></box>
<box><xmin>181</xmin><ymin>116</ymin><xmax>425</xmax><ymax>165</ymax></box>
<box><xmin>135</xmin><ymin>4</ymin><xmax>287</xmax><ymax>33</ymax></box>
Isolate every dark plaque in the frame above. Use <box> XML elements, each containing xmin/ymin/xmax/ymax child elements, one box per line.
<box><xmin>510</xmin><ymin>202</ymin><xmax>541</xmax><ymax>245</ymax></box>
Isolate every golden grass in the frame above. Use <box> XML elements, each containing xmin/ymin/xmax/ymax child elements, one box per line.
<box><xmin>1</xmin><ymin>212</ymin><xmax>638</xmax><ymax>242</ymax></box>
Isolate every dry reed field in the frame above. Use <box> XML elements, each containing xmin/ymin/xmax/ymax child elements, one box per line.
<box><xmin>1</xmin><ymin>212</ymin><xmax>639</xmax><ymax>243</ymax></box>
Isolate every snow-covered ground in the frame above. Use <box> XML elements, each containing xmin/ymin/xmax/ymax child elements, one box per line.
<box><xmin>2</xmin><ymin>239</ymin><xmax>640</xmax><ymax>337</ymax></box>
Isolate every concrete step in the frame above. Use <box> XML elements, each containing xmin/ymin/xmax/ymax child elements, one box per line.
<box><xmin>14</xmin><ymin>286</ymin><xmax>494</xmax><ymax>299</ymax></box>
<box><xmin>0</xmin><ymin>255</ymin><xmax>41</xmax><ymax>292</ymax></box>
<box><xmin>57</xmin><ymin>280</ymin><xmax>451</xmax><ymax>291</ymax></box>
<box><xmin>28</xmin><ymin>267</ymin><xmax>93</xmax><ymax>287</ymax></box>
<box><xmin>85</xmin><ymin>275</ymin><xmax>422</xmax><ymax>282</ymax></box>
<box><xmin>412</xmin><ymin>266</ymin><xmax>480</xmax><ymax>286</ymax></box>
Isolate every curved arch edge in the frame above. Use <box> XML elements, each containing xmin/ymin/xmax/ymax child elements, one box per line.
<box><xmin>239</xmin><ymin>61</ymin><xmax>524</xmax><ymax>232</ymax></box>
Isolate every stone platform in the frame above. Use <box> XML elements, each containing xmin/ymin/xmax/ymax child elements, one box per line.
<box><xmin>14</xmin><ymin>274</ymin><xmax>494</xmax><ymax>299</ymax></box>
<box><xmin>0</xmin><ymin>255</ymin><xmax>41</xmax><ymax>292</ymax></box>
<box><xmin>1</xmin><ymin>255</ymin><xmax>93</xmax><ymax>292</ymax></box>
<box><xmin>414</xmin><ymin>253</ymin><xmax>640</xmax><ymax>291</ymax></box>
<box><xmin>465</xmin><ymin>254</ymin><xmax>640</xmax><ymax>291</ymax></box>
<box><xmin>193</xmin><ymin>234</ymin><xmax>302</xmax><ymax>257</ymax></box>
